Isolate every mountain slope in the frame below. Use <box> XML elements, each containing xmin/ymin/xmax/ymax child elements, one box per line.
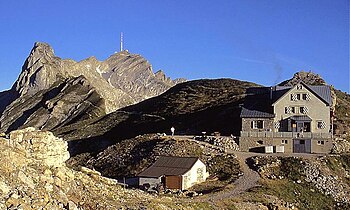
<box><xmin>53</xmin><ymin>79</ymin><xmax>259</xmax><ymax>155</ymax></box>
<box><xmin>0</xmin><ymin>42</ymin><xmax>183</xmax><ymax>133</ymax></box>
<box><xmin>0</xmin><ymin>76</ymin><xmax>105</xmax><ymax>132</ymax></box>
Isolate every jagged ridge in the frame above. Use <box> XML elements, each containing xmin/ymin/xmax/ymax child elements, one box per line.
<box><xmin>0</xmin><ymin>42</ymin><xmax>184</xmax><ymax>133</ymax></box>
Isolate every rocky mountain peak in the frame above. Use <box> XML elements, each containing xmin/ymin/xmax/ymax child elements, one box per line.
<box><xmin>31</xmin><ymin>42</ymin><xmax>55</xmax><ymax>58</ymax></box>
<box><xmin>14</xmin><ymin>42</ymin><xmax>63</xmax><ymax>97</ymax></box>
<box><xmin>0</xmin><ymin>42</ymin><xmax>185</xmax><ymax>132</ymax></box>
<box><xmin>279</xmin><ymin>70</ymin><xmax>326</xmax><ymax>86</ymax></box>
<box><xmin>279</xmin><ymin>70</ymin><xmax>337</xmax><ymax>111</ymax></box>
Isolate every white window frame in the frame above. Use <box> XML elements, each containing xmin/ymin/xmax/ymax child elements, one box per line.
<box><xmin>281</xmin><ymin>139</ymin><xmax>288</xmax><ymax>144</ymax></box>
<box><xmin>317</xmin><ymin>121</ymin><xmax>325</xmax><ymax>129</ymax></box>
<box><xmin>252</xmin><ymin>120</ymin><xmax>264</xmax><ymax>129</ymax></box>
<box><xmin>317</xmin><ymin>140</ymin><xmax>325</xmax><ymax>145</ymax></box>
<box><xmin>291</xmin><ymin>107</ymin><xmax>296</xmax><ymax>114</ymax></box>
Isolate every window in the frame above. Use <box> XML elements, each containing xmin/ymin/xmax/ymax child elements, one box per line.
<box><xmin>317</xmin><ymin>140</ymin><xmax>325</xmax><ymax>145</ymax></box>
<box><xmin>299</xmin><ymin>106</ymin><xmax>304</xmax><ymax>114</ymax></box>
<box><xmin>296</xmin><ymin>84</ymin><xmax>303</xmax><ymax>90</ymax></box>
<box><xmin>317</xmin><ymin>121</ymin><xmax>325</xmax><ymax>129</ymax></box>
<box><xmin>257</xmin><ymin>140</ymin><xmax>264</xmax><ymax>145</ymax></box>
<box><xmin>302</xmin><ymin>94</ymin><xmax>307</xmax><ymax>100</ymax></box>
<box><xmin>302</xmin><ymin>93</ymin><xmax>311</xmax><ymax>101</ymax></box>
<box><xmin>285</xmin><ymin>107</ymin><xmax>290</xmax><ymax>114</ymax></box>
<box><xmin>252</xmin><ymin>120</ymin><xmax>264</xmax><ymax>129</ymax></box>
<box><xmin>296</xmin><ymin>94</ymin><xmax>301</xmax><ymax>100</ymax></box>
<box><xmin>282</xmin><ymin>140</ymin><xmax>288</xmax><ymax>144</ymax></box>
<box><xmin>291</xmin><ymin>107</ymin><xmax>295</xmax><ymax>114</ymax></box>
<box><xmin>197</xmin><ymin>168</ymin><xmax>204</xmax><ymax>182</ymax></box>
<box><xmin>299</xmin><ymin>106</ymin><xmax>309</xmax><ymax>114</ymax></box>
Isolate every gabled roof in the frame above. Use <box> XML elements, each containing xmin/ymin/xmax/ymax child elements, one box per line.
<box><xmin>240</xmin><ymin>82</ymin><xmax>332</xmax><ymax>118</ymax></box>
<box><xmin>240</xmin><ymin>107</ymin><xmax>275</xmax><ymax>118</ymax></box>
<box><xmin>272</xmin><ymin>81</ymin><xmax>331</xmax><ymax>106</ymax></box>
<box><xmin>239</xmin><ymin>87</ymin><xmax>275</xmax><ymax>118</ymax></box>
<box><xmin>137</xmin><ymin>156</ymin><xmax>200</xmax><ymax>178</ymax></box>
<box><xmin>308</xmin><ymin>85</ymin><xmax>332</xmax><ymax>106</ymax></box>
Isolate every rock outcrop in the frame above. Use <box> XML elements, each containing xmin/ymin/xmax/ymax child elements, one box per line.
<box><xmin>249</xmin><ymin>155</ymin><xmax>350</xmax><ymax>208</ymax></box>
<box><xmin>0</xmin><ymin>76</ymin><xmax>105</xmax><ymax>133</ymax></box>
<box><xmin>0</xmin><ymin>42</ymin><xmax>184</xmax><ymax>133</ymax></box>
<box><xmin>8</xmin><ymin>127</ymin><xmax>70</xmax><ymax>167</ymax></box>
<box><xmin>0</xmin><ymin>128</ymin><xmax>207</xmax><ymax>209</ymax></box>
<box><xmin>279</xmin><ymin>70</ymin><xmax>327</xmax><ymax>86</ymax></box>
<box><xmin>279</xmin><ymin>70</ymin><xmax>337</xmax><ymax>109</ymax></box>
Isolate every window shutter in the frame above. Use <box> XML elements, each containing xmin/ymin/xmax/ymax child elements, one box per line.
<box><xmin>320</xmin><ymin>121</ymin><xmax>326</xmax><ymax>129</ymax></box>
<box><xmin>303</xmin><ymin>106</ymin><xmax>309</xmax><ymax>114</ymax></box>
<box><xmin>286</xmin><ymin>106</ymin><xmax>291</xmax><ymax>114</ymax></box>
<box><xmin>274</xmin><ymin>121</ymin><xmax>280</xmax><ymax>129</ymax></box>
<box><xmin>306</xmin><ymin>93</ymin><xmax>311</xmax><ymax>101</ymax></box>
<box><xmin>291</xmin><ymin>94</ymin><xmax>297</xmax><ymax>101</ymax></box>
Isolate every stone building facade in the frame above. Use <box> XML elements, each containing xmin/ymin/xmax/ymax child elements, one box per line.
<box><xmin>240</xmin><ymin>82</ymin><xmax>332</xmax><ymax>153</ymax></box>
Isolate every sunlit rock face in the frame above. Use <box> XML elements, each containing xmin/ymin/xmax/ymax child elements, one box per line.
<box><xmin>0</xmin><ymin>128</ymin><xmax>168</xmax><ymax>209</ymax></box>
<box><xmin>8</xmin><ymin>127</ymin><xmax>70</xmax><ymax>167</ymax></box>
<box><xmin>0</xmin><ymin>42</ymin><xmax>185</xmax><ymax>132</ymax></box>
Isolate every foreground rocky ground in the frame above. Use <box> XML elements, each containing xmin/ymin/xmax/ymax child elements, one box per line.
<box><xmin>1</xmin><ymin>128</ymin><xmax>349</xmax><ymax>210</ymax></box>
<box><xmin>0</xmin><ymin>128</ymin><xmax>211</xmax><ymax>209</ymax></box>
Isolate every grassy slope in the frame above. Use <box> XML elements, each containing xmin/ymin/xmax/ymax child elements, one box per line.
<box><xmin>334</xmin><ymin>89</ymin><xmax>350</xmax><ymax>139</ymax></box>
<box><xmin>230</xmin><ymin>155</ymin><xmax>350</xmax><ymax>210</ymax></box>
<box><xmin>54</xmin><ymin>78</ymin><xmax>259</xmax><ymax>155</ymax></box>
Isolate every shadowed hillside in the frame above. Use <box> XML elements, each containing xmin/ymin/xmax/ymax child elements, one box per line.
<box><xmin>54</xmin><ymin>79</ymin><xmax>259</xmax><ymax>155</ymax></box>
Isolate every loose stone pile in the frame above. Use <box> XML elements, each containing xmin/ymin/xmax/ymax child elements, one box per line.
<box><xmin>250</xmin><ymin>155</ymin><xmax>350</xmax><ymax>206</ymax></box>
<box><xmin>331</xmin><ymin>138</ymin><xmax>350</xmax><ymax>153</ymax></box>
<box><xmin>195</xmin><ymin>136</ymin><xmax>240</xmax><ymax>151</ymax></box>
<box><xmin>304</xmin><ymin>159</ymin><xmax>349</xmax><ymax>204</ymax></box>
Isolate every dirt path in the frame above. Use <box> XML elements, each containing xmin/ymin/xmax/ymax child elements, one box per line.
<box><xmin>174</xmin><ymin>136</ymin><xmax>322</xmax><ymax>208</ymax></box>
<box><xmin>205</xmin><ymin>151</ymin><xmax>260</xmax><ymax>206</ymax></box>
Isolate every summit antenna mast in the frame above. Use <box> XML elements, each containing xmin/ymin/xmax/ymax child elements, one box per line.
<box><xmin>120</xmin><ymin>32</ymin><xmax>123</xmax><ymax>52</ymax></box>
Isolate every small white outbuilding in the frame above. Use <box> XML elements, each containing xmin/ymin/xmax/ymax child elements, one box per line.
<box><xmin>138</xmin><ymin>156</ymin><xmax>209</xmax><ymax>190</ymax></box>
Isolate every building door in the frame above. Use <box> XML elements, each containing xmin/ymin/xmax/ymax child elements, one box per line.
<box><xmin>297</xmin><ymin>123</ymin><xmax>304</xmax><ymax>132</ymax></box>
<box><xmin>293</xmin><ymin>139</ymin><xmax>311</xmax><ymax>153</ymax></box>
<box><xmin>165</xmin><ymin>176</ymin><xmax>182</xmax><ymax>190</ymax></box>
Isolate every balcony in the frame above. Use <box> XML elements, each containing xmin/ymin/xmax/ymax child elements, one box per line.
<box><xmin>240</xmin><ymin>131</ymin><xmax>331</xmax><ymax>139</ymax></box>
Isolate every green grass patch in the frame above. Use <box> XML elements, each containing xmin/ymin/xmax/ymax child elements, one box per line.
<box><xmin>256</xmin><ymin>179</ymin><xmax>336</xmax><ymax>210</ymax></box>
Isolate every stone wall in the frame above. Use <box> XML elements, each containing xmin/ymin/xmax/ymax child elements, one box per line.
<box><xmin>242</xmin><ymin>118</ymin><xmax>274</xmax><ymax>132</ymax></box>
<box><xmin>240</xmin><ymin>136</ymin><xmax>331</xmax><ymax>153</ymax></box>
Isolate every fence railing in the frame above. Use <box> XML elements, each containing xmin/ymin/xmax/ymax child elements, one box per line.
<box><xmin>240</xmin><ymin>131</ymin><xmax>331</xmax><ymax>139</ymax></box>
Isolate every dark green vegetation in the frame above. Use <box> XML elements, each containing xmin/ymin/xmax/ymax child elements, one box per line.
<box><xmin>247</xmin><ymin>179</ymin><xmax>335</xmax><ymax>210</ymax></box>
<box><xmin>207</xmin><ymin>155</ymin><xmax>241</xmax><ymax>182</ymax></box>
<box><xmin>325</xmin><ymin>154</ymin><xmax>350</xmax><ymax>185</ymax></box>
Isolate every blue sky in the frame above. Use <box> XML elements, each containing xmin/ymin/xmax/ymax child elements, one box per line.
<box><xmin>0</xmin><ymin>0</ymin><xmax>349</xmax><ymax>92</ymax></box>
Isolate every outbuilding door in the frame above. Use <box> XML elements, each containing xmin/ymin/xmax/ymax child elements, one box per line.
<box><xmin>293</xmin><ymin>139</ymin><xmax>311</xmax><ymax>153</ymax></box>
<box><xmin>165</xmin><ymin>175</ymin><xmax>182</xmax><ymax>190</ymax></box>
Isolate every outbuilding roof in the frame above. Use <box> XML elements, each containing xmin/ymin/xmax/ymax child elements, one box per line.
<box><xmin>137</xmin><ymin>156</ymin><xmax>200</xmax><ymax>178</ymax></box>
